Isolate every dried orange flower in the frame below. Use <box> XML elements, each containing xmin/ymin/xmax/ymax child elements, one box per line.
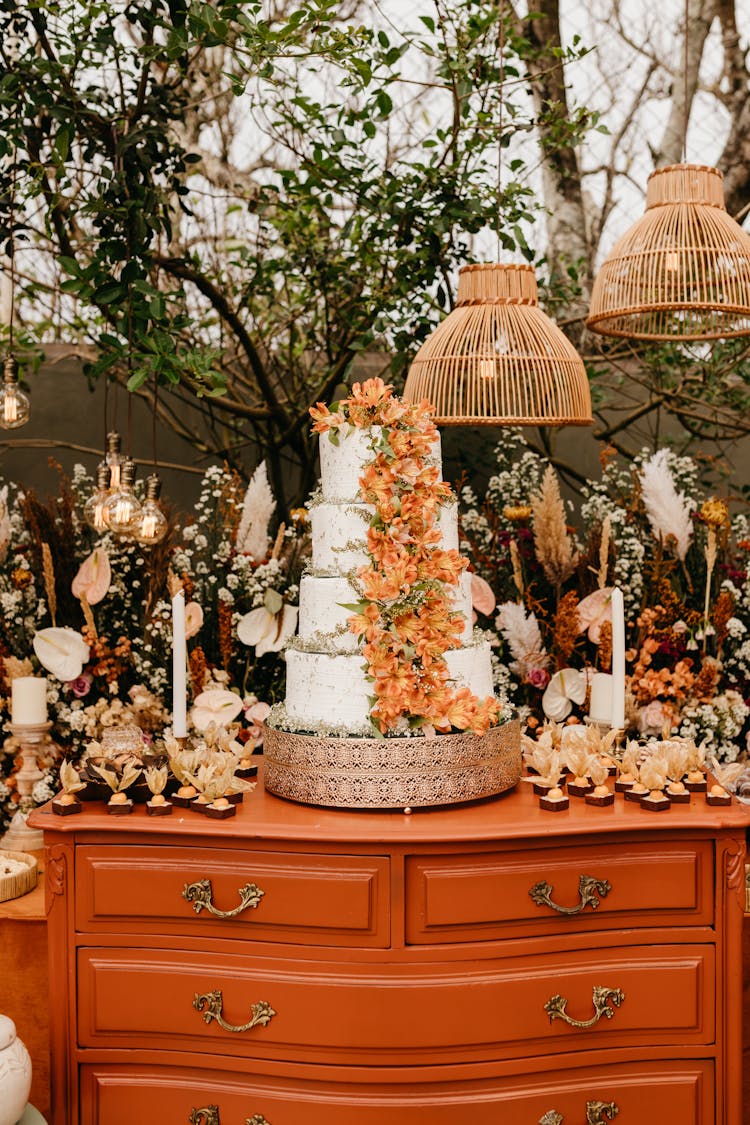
<box><xmin>11</xmin><ymin>567</ymin><xmax>33</xmax><ymax>589</ymax></box>
<box><xmin>699</xmin><ymin>499</ymin><xmax>729</xmax><ymax>528</ymax></box>
<box><xmin>503</xmin><ymin>505</ymin><xmax>532</xmax><ymax>522</ymax></box>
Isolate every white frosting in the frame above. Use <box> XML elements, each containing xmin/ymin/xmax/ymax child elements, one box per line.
<box><xmin>450</xmin><ymin>571</ymin><xmax>473</xmax><ymax>644</ymax></box>
<box><xmin>439</xmin><ymin>501</ymin><xmax>459</xmax><ymax>551</ymax></box>
<box><xmin>310</xmin><ymin>502</ymin><xmax>374</xmax><ymax>572</ymax></box>
<box><xmin>298</xmin><ymin>574</ymin><xmax>362</xmax><ymax>652</ymax></box>
<box><xmin>285</xmin><ymin>641</ymin><xmax>495</xmax><ymax>732</ymax></box>
<box><xmin>319</xmin><ymin>424</ymin><xmax>442</xmax><ymax>503</ymax></box>
<box><xmin>445</xmin><ymin>642</ymin><xmax>494</xmax><ymax>699</ymax></box>
<box><xmin>285</xmin><ymin>649</ymin><xmax>372</xmax><ymax>729</ymax></box>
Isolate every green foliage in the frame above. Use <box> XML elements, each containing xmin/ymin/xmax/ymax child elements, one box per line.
<box><xmin>0</xmin><ymin>0</ymin><xmax>601</xmax><ymax>510</ymax></box>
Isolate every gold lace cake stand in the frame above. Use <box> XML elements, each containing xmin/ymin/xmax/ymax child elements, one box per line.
<box><xmin>263</xmin><ymin>719</ymin><xmax>521</xmax><ymax>809</ymax></box>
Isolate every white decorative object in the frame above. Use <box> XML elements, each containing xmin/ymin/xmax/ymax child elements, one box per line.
<box><xmin>0</xmin><ymin>1015</ymin><xmax>31</xmax><ymax>1125</ymax></box>
<box><xmin>32</xmin><ymin>628</ymin><xmax>89</xmax><ymax>683</ymax></box>
<box><xmin>236</xmin><ymin>461</ymin><xmax>276</xmax><ymax>560</ymax></box>
<box><xmin>542</xmin><ymin>668</ymin><xmax>588</xmax><ymax>723</ymax></box>
<box><xmin>589</xmin><ymin>672</ymin><xmax>613</xmax><ymax>725</ymax></box>
<box><xmin>191</xmin><ymin>688</ymin><xmax>244</xmax><ymax>732</ymax></box>
<box><xmin>171</xmin><ymin>590</ymin><xmax>187</xmax><ymax>738</ymax></box>
<box><xmin>237</xmin><ymin>602</ymin><xmax>298</xmax><ymax>656</ymax></box>
<box><xmin>610</xmin><ymin>587</ymin><xmax>626</xmax><ymax>730</ymax></box>
<box><xmin>10</xmin><ymin>679</ymin><xmax>47</xmax><ymax>726</ymax></box>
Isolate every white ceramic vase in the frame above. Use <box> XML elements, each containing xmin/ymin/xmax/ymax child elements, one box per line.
<box><xmin>0</xmin><ymin>1016</ymin><xmax>31</xmax><ymax>1125</ymax></box>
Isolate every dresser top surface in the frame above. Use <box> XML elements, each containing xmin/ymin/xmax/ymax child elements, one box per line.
<box><xmin>29</xmin><ymin>761</ymin><xmax>750</xmax><ymax>845</ymax></box>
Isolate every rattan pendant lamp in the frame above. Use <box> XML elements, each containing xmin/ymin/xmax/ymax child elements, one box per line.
<box><xmin>403</xmin><ymin>8</ymin><xmax>592</xmax><ymax>426</ymax></box>
<box><xmin>587</xmin><ymin>6</ymin><xmax>750</xmax><ymax>341</ymax></box>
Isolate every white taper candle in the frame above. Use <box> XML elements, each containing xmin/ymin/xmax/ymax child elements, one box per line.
<box><xmin>172</xmin><ymin>590</ymin><xmax>188</xmax><ymax>738</ymax></box>
<box><xmin>610</xmin><ymin>587</ymin><xmax>626</xmax><ymax>731</ymax></box>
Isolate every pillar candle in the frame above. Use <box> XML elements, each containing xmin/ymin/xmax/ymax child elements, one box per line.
<box><xmin>588</xmin><ymin>672</ymin><xmax>613</xmax><ymax>725</ymax></box>
<box><xmin>610</xmin><ymin>587</ymin><xmax>626</xmax><ymax>731</ymax></box>
<box><xmin>11</xmin><ymin>677</ymin><xmax>48</xmax><ymax>725</ymax></box>
<box><xmin>172</xmin><ymin>590</ymin><xmax>188</xmax><ymax>738</ymax></box>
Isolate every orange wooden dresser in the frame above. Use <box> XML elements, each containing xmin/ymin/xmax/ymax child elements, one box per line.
<box><xmin>30</xmin><ymin>769</ymin><xmax>750</xmax><ymax>1125</ymax></box>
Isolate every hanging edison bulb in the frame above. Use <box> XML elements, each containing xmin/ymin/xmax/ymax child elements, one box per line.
<box><xmin>0</xmin><ymin>356</ymin><xmax>30</xmax><ymax>429</ymax></box>
<box><xmin>103</xmin><ymin>458</ymin><xmax>142</xmax><ymax>537</ymax></box>
<box><xmin>106</xmin><ymin>430</ymin><xmax>123</xmax><ymax>489</ymax></box>
<box><xmin>83</xmin><ymin>462</ymin><xmax>111</xmax><ymax>532</ymax></box>
<box><xmin>135</xmin><ymin>474</ymin><xmax>168</xmax><ymax>545</ymax></box>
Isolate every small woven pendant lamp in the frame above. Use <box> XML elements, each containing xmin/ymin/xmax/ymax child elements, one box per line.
<box><xmin>587</xmin><ymin>163</ymin><xmax>750</xmax><ymax>341</ymax></box>
<box><xmin>403</xmin><ymin>262</ymin><xmax>593</xmax><ymax>425</ymax></box>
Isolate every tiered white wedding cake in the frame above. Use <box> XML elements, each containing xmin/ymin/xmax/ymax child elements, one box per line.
<box><xmin>283</xmin><ymin>425</ymin><xmax>496</xmax><ymax>734</ymax></box>
<box><xmin>263</xmin><ymin>378</ymin><xmax>520</xmax><ymax>809</ymax></box>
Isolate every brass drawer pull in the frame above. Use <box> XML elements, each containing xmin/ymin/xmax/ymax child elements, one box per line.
<box><xmin>194</xmin><ymin>989</ymin><xmax>276</xmax><ymax>1034</ymax></box>
<box><xmin>189</xmin><ymin>1108</ymin><xmax>220</xmax><ymax>1125</ymax></box>
<box><xmin>183</xmin><ymin>879</ymin><xmax>265</xmax><ymax>918</ymax></box>
<box><xmin>540</xmin><ymin>1102</ymin><xmax>619</xmax><ymax>1124</ymax></box>
<box><xmin>530</xmin><ymin>875</ymin><xmax>611</xmax><ymax>916</ymax></box>
<box><xmin>544</xmin><ymin>985</ymin><xmax>624</xmax><ymax>1029</ymax></box>
<box><xmin>187</xmin><ymin>1110</ymin><xmax>271</xmax><ymax>1125</ymax></box>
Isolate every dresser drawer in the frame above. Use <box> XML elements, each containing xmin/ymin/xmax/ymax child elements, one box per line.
<box><xmin>75</xmin><ymin>845</ymin><xmax>390</xmax><ymax>947</ymax></box>
<box><xmin>406</xmin><ymin>839</ymin><xmax>713</xmax><ymax>943</ymax></box>
<box><xmin>77</xmin><ymin>943</ymin><xmax>714</xmax><ymax>1065</ymax></box>
<box><xmin>79</xmin><ymin>1059</ymin><xmax>713</xmax><ymax>1124</ymax></box>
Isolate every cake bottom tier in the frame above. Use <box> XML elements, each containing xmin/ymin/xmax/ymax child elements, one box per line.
<box><xmin>284</xmin><ymin>642</ymin><xmax>494</xmax><ymax>733</ymax></box>
<box><xmin>263</xmin><ymin>719</ymin><xmax>521</xmax><ymax>808</ymax></box>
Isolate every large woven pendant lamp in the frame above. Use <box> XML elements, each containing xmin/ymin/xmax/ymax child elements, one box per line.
<box><xmin>403</xmin><ymin>262</ymin><xmax>593</xmax><ymax>425</ymax></box>
<box><xmin>403</xmin><ymin>0</ymin><xmax>591</xmax><ymax>427</ymax></box>
<box><xmin>587</xmin><ymin>162</ymin><xmax>750</xmax><ymax>341</ymax></box>
<box><xmin>588</xmin><ymin>0</ymin><xmax>750</xmax><ymax>342</ymax></box>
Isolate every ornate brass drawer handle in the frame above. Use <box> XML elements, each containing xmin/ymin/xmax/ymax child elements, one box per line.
<box><xmin>530</xmin><ymin>875</ymin><xmax>611</xmax><ymax>916</ymax></box>
<box><xmin>544</xmin><ymin>985</ymin><xmax>624</xmax><ymax>1029</ymax></box>
<box><xmin>539</xmin><ymin>1101</ymin><xmax>619</xmax><ymax>1124</ymax></box>
<box><xmin>182</xmin><ymin>879</ymin><xmax>265</xmax><ymax>918</ymax></box>
<box><xmin>194</xmin><ymin>989</ymin><xmax>276</xmax><ymax>1034</ymax></box>
<box><xmin>189</xmin><ymin>1107</ymin><xmax>220</xmax><ymax>1125</ymax></box>
<box><xmin>187</xmin><ymin>1110</ymin><xmax>271</xmax><ymax>1125</ymax></box>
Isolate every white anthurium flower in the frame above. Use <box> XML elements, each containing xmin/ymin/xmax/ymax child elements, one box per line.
<box><xmin>542</xmin><ymin>668</ymin><xmax>588</xmax><ymax>723</ymax></box>
<box><xmin>191</xmin><ymin>689</ymin><xmax>244</xmax><ymax>732</ymax></box>
<box><xmin>237</xmin><ymin>600</ymin><xmax>298</xmax><ymax>657</ymax></box>
<box><xmin>33</xmin><ymin>627</ymin><xmax>90</xmax><ymax>683</ymax></box>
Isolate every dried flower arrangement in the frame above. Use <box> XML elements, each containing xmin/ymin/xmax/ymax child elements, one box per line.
<box><xmin>461</xmin><ymin>431</ymin><xmax>750</xmax><ymax>767</ymax></box>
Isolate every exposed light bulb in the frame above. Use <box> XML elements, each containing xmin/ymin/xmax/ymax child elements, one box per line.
<box><xmin>83</xmin><ymin>462</ymin><xmax>112</xmax><ymax>532</ymax></box>
<box><xmin>0</xmin><ymin>357</ymin><xmax>30</xmax><ymax>429</ymax></box>
<box><xmin>478</xmin><ymin>358</ymin><xmax>496</xmax><ymax>380</ymax></box>
<box><xmin>103</xmin><ymin>458</ymin><xmax>142</xmax><ymax>537</ymax></box>
<box><xmin>106</xmin><ymin>430</ymin><xmax>123</xmax><ymax>489</ymax></box>
<box><xmin>136</xmin><ymin>474</ymin><xmax>168</xmax><ymax>545</ymax></box>
<box><xmin>665</xmin><ymin>251</ymin><xmax>680</xmax><ymax>272</ymax></box>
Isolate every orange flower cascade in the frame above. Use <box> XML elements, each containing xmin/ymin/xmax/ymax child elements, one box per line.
<box><xmin>311</xmin><ymin>379</ymin><xmax>499</xmax><ymax>737</ymax></box>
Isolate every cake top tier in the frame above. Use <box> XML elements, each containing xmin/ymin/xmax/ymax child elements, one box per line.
<box><xmin>319</xmin><ymin>424</ymin><xmax>442</xmax><ymax>504</ymax></box>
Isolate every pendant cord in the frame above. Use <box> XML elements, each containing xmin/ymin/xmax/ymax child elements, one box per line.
<box><xmin>688</xmin><ymin>0</ymin><xmax>692</xmax><ymax>160</ymax></box>
<box><xmin>496</xmin><ymin>0</ymin><xmax>505</xmax><ymax>259</ymax></box>
<box><xmin>6</xmin><ymin>124</ymin><xmax>16</xmax><ymax>358</ymax></box>
<box><xmin>152</xmin><ymin>374</ymin><xmax>158</xmax><ymax>469</ymax></box>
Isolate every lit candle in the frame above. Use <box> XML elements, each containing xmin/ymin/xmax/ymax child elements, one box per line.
<box><xmin>610</xmin><ymin>587</ymin><xmax>626</xmax><ymax>730</ymax></box>
<box><xmin>172</xmin><ymin>590</ymin><xmax>188</xmax><ymax>738</ymax></box>
<box><xmin>11</xmin><ymin>677</ymin><xmax>48</xmax><ymax>725</ymax></box>
<box><xmin>588</xmin><ymin>672</ymin><xmax>613</xmax><ymax>725</ymax></box>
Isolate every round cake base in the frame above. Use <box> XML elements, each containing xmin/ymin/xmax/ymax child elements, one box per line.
<box><xmin>263</xmin><ymin>719</ymin><xmax>521</xmax><ymax>809</ymax></box>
